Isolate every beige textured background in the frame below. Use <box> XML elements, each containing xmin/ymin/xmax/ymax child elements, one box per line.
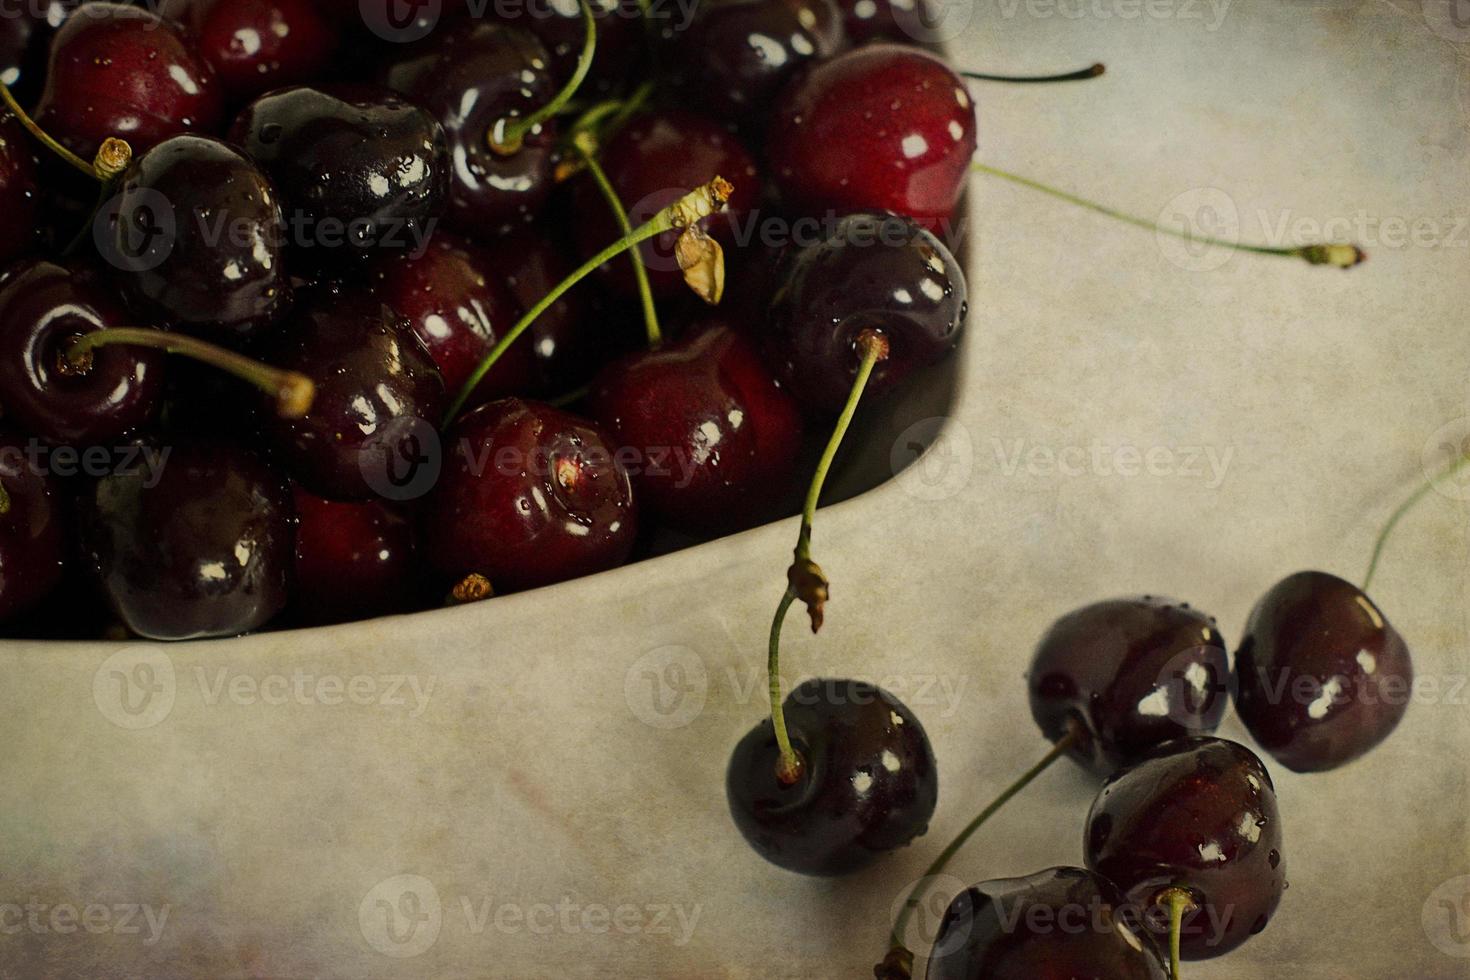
<box><xmin>4</xmin><ymin>2</ymin><xmax>1470</xmax><ymax>977</ymax></box>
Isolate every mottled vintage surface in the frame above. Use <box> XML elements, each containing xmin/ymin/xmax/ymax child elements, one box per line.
<box><xmin>3</xmin><ymin>3</ymin><xmax>1470</xmax><ymax>978</ymax></box>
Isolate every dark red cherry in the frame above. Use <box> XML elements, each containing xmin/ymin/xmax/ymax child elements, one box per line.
<box><xmin>1233</xmin><ymin>570</ymin><xmax>1412</xmax><ymax>773</ymax></box>
<box><xmin>667</xmin><ymin>0</ymin><xmax>846</xmax><ymax>121</ymax></box>
<box><xmin>0</xmin><ymin>427</ymin><xmax>66</xmax><ymax>623</ymax></box>
<box><xmin>98</xmin><ymin>134</ymin><xmax>292</xmax><ymax>340</ymax></box>
<box><xmin>479</xmin><ymin>228</ymin><xmax>623</xmax><ymax>394</ymax></box>
<box><xmin>0</xmin><ymin>112</ymin><xmax>41</xmax><ymax>268</ymax></box>
<box><xmin>1028</xmin><ymin>596</ymin><xmax>1231</xmax><ymax>777</ymax></box>
<box><xmin>571</xmin><ymin>109</ymin><xmax>761</xmax><ymax>300</ymax></box>
<box><xmin>79</xmin><ymin>438</ymin><xmax>295</xmax><ymax>640</ymax></box>
<box><xmin>923</xmin><ymin>867</ymin><xmax>1169</xmax><ymax>980</ymax></box>
<box><xmin>1084</xmin><ymin>737</ymin><xmax>1286</xmax><ymax>960</ymax></box>
<box><xmin>765</xmin><ymin>210</ymin><xmax>966</xmax><ymax>415</ymax></box>
<box><xmin>727</xmin><ymin>678</ymin><xmax>936</xmax><ymax>876</ymax></box>
<box><xmin>588</xmin><ymin>321</ymin><xmax>802</xmax><ymax>534</ymax></box>
<box><xmin>487</xmin><ymin>0</ymin><xmax>642</xmax><ymax>95</ymax></box>
<box><xmin>384</xmin><ymin>22</ymin><xmax>557</xmax><ymax>237</ymax></box>
<box><xmin>769</xmin><ymin>44</ymin><xmax>976</xmax><ymax>228</ymax></box>
<box><xmin>34</xmin><ymin>3</ymin><xmax>223</xmax><ymax>161</ymax></box>
<box><xmin>160</xmin><ymin>0</ymin><xmax>337</xmax><ymax>105</ymax></box>
<box><xmin>229</xmin><ymin>85</ymin><xmax>447</xmax><ymax>263</ymax></box>
<box><xmin>836</xmin><ymin>0</ymin><xmax>936</xmax><ymax>45</ymax></box>
<box><xmin>291</xmin><ymin>485</ymin><xmax>415</xmax><ymax>625</ymax></box>
<box><xmin>0</xmin><ymin>259</ymin><xmax>164</xmax><ymax>444</ymax></box>
<box><xmin>370</xmin><ymin>230</ymin><xmax>536</xmax><ymax>406</ymax></box>
<box><xmin>422</xmin><ymin>398</ymin><xmax>638</xmax><ymax>593</ymax></box>
<box><xmin>258</xmin><ymin>286</ymin><xmax>445</xmax><ymax>501</ymax></box>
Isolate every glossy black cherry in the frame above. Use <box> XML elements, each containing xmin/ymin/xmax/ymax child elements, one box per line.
<box><xmin>765</xmin><ymin>210</ymin><xmax>966</xmax><ymax>415</ymax></box>
<box><xmin>668</xmin><ymin>0</ymin><xmax>846</xmax><ymax>121</ymax></box>
<box><xmin>160</xmin><ymin>0</ymin><xmax>337</xmax><ymax>105</ymax></box>
<box><xmin>422</xmin><ymin>398</ymin><xmax>638</xmax><ymax>593</ymax></box>
<box><xmin>229</xmin><ymin>85</ymin><xmax>447</xmax><ymax>263</ymax></box>
<box><xmin>727</xmin><ymin>677</ymin><xmax>936</xmax><ymax>876</ymax></box>
<box><xmin>100</xmin><ymin>134</ymin><xmax>292</xmax><ymax>339</ymax></box>
<box><xmin>1084</xmin><ymin>736</ymin><xmax>1286</xmax><ymax>960</ymax></box>
<box><xmin>1234</xmin><ymin>570</ymin><xmax>1412</xmax><ymax>772</ymax></box>
<box><xmin>769</xmin><ymin>44</ymin><xmax>975</xmax><ymax>229</ymax></box>
<box><xmin>259</xmin><ymin>285</ymin><xmax>445</xmax><ymax>501</ymax></box>
<box><xmin>79</xmin><ymin>438</ymin><xmax>295</xmax><ymax>640</ymax></box>
<box><xmin>0</xmin><ymin>259</ymin><xmax>164</xmax><ymax>445</ymax></box>
<box><xmin>291</xmin><ymin>485</ymin><xmax>415</xmax><ymax>625</ymax></box>
<box><xmin>383</xmin><ymin>21</ymin><xmax>558</xmax><ymax>237</ymax></box>
<box><xmin>0</xmin><ymin>426</ymin><xmax>66</xmax><ymax>623</ymax></box>
<box><xmin>1028</xmin><ymin>595</ymin><xmax>1231</xmax><ymax>777</ymax></box>
<box><xmin>589</xmin><ymin>320</ymin><xmax>803</xmax><ymax>534</ymax></box>
<box><xmin>922</xmin><ymin>867</ymin><xmax>1169</xmax><ymax>980</ymax></box>
<box><xmin>34</xmin><ymin>2</ymin><xmax>223</xmax><ymax>160</ymax></box>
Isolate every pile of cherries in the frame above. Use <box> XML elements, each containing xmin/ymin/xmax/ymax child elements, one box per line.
<box><xmin>0</xmin><ymin>0</ymin><xmax>978</xmax><ymax>639</ymax></box>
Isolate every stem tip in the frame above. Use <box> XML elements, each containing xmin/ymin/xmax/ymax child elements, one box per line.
<box><xmin>873</xmin><ymin>946</ymin><xmax>914</xmax><ymax>980</ymax></box>
<box><xmin>275</xmin><ymin>373</ymin><xmax>316</xmax><ymax>419</ymax></box>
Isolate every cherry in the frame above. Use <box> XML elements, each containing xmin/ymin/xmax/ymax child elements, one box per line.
<box><xmin>0</xmin><ymin>426</ymin><xmax>66</xmax><ymax>623</ymax></box>
<box><xmin>1233</xmin><ymin>570</ymin><xmax>1411</xmax><ymax>773</ymax></box>
<box><xmin>258</xmin><ymin>284</ymin><xmax>445</xmax><ymax>501</ymax></box>
<box><xmin>99</xmin><ymin>134</ymin><xmax>293</xmax><ymax>340</ymax></box>
<box><xmin>915</xmin><ymin>867</ymin><xmax>1169</xmax><ymax>980</ymax></box>
<box><xmin>765</xmin><ymin>210</ymin><xmax>966</xmax><ymax>416</ymax></box>
<box><xmin>1028</xmin><ymin>595</ymin><xmax>1231</xmax><ymax>777</ymax></box>
<box><xmin>488</xmin><ymin>0</ymin><xmax>642</xmax><ymax>96</ymax></box>
<box><xmin>667</xmin><ymin>0</ymin><xmax>846</xmax><ymax>122</ymax></box>
<box><xmin>228</xmin><ymin>85</ymin><xmax>447</xmax><ymax>264</ymax></box>
<box><xmin>726</xmin><ymin>677</ymin><xmax>937</xmax><ymax>876</ymax></box>
<box><xmin>79</xmin><ymin>437</ymin><xmax>295</xmax><ymax>640</ymax></box>
<box><xmin>291</xmin><ymin>485</ymin><xmax>415</xmax><ymax>625</ymax></box>
<box><xmin>0</xmin><ymin>110</ymin><xmax>40</xmax><ymax>268</ymax></box>
<box><xmin>0</xmin><ymin>258</ymin><xmax>164</xmax><ymax>445</ymax></box>
<box><xmin>835</xmin><ymin>0</ymin><xmax>932</xmax><ymax>46</ymax></box>
<box><xmin>383</xmin><ymin>21</ymin><xmax>558</xmax><ymax>237</ymax></box>
<box><xmin>768</xmin><ymin>44</ymin><xmax>976</xmax><ymax>229</ymax></box>
<box><xmin>369</xmin><ymin>229</ymin><xmax>537</xmax><ymax>406</ymax></box>
<box><xmin>34</xmin><ymin>3</ymin><xmax>223</xmax><ymax>161</ymax></box>
<box><xmin>159</xmin><ymin>0</ymin><xmax>337</xmax><ymax>106</ymax></box>
<box><xmin>571</xmin><ymin>109</ymin><xmax>761</xmax><ymax>300</ymax></box>
<box><xmin>1084</xmin><ymin>736</ymin><xmax>1286</xmax><ymax>961</ymax></box>
<box><xmin>0</xmin><ymin>9</ymin><xmax>43</xmax><ymax>100</ymax></box>
<box><xmin>422</xmin><ymin>398</ymin><xmax>639</xmax><ymax>593</ymax></box>
<box><xmin>588</xmin><ymin>320</ymin><xmax>803</xmax><ymax>534</ymax></box>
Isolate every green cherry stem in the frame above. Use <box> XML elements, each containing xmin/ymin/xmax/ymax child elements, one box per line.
<box><xmin>881</xmin><ymin>725</ymin><xmax>1082</xmax><ymax>970</ymax></box>
<box><xmin>0</xmin><ymin>83</ymin><xmax>131</xmax><ymax>181</ymax></box>
<box><xmin>1159</xmin><ymin>886</ymin><xmax>1194</xmax><ymax>979</ymax></box>
<box><xmin>445</xmin><ymin>176</ymin><xmax>734</xmax><ymax>423</ymax></box>
<box><xmin>767</xmin><ymin>331</ymin><xmax>890</xmax><ymax>786</ymax></box>
<box><xmin>571</xmin><ymin>129</ymin><xmax>661</xmax><ymax>346</ymax></box>
<box><xmin>1362</xmin><ymin>450</ymin><xmax>1470</xmax><ymax>592</ymax></box>
<box><xmin>961</xmin><ymin>63</ymin><xmax>1104</xmax><ymax>83</ymax></box>
<box><xmin>65</xmin><ymin>328</ymin><xmax>315</xmax><ymax>419</ymax></box>
<box><xmin>970</xmin><ymin>162</ymin><xmax>1366</xmax><ymax>268</ymax></box>
<box><xmin>489</xmin><ymin>0</ymin><xmax>596</xmax><ymax>155</ymax></box>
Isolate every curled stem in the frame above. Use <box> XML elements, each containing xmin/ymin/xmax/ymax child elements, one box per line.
<box><xmin>444</xmin><ymin>176</ymin><xmax>733</xmax><ymax>422</ymax></box>
<box><xmin>1362</xmin><ymin>451</ymin><xmax>1470</xmax><ymax>592</ymax></box>
<box><xmin>970</xmin><ymin>162</ymin><xmax>1366</xmax><ymax>268</ymax></box>
<box><xmin>572</xmin><ymin>130</ymin><xmax>661</xmax><ymax>346</ymax></box>
<box><xmin>489</xmin><ymin>0</ymin><xmax>596</xmax><ymax>155</ymax></box>
<box><xmin>65</xmin><ymin>328</ymin><xmax>314</xmax><ymax>419</ymax></box>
